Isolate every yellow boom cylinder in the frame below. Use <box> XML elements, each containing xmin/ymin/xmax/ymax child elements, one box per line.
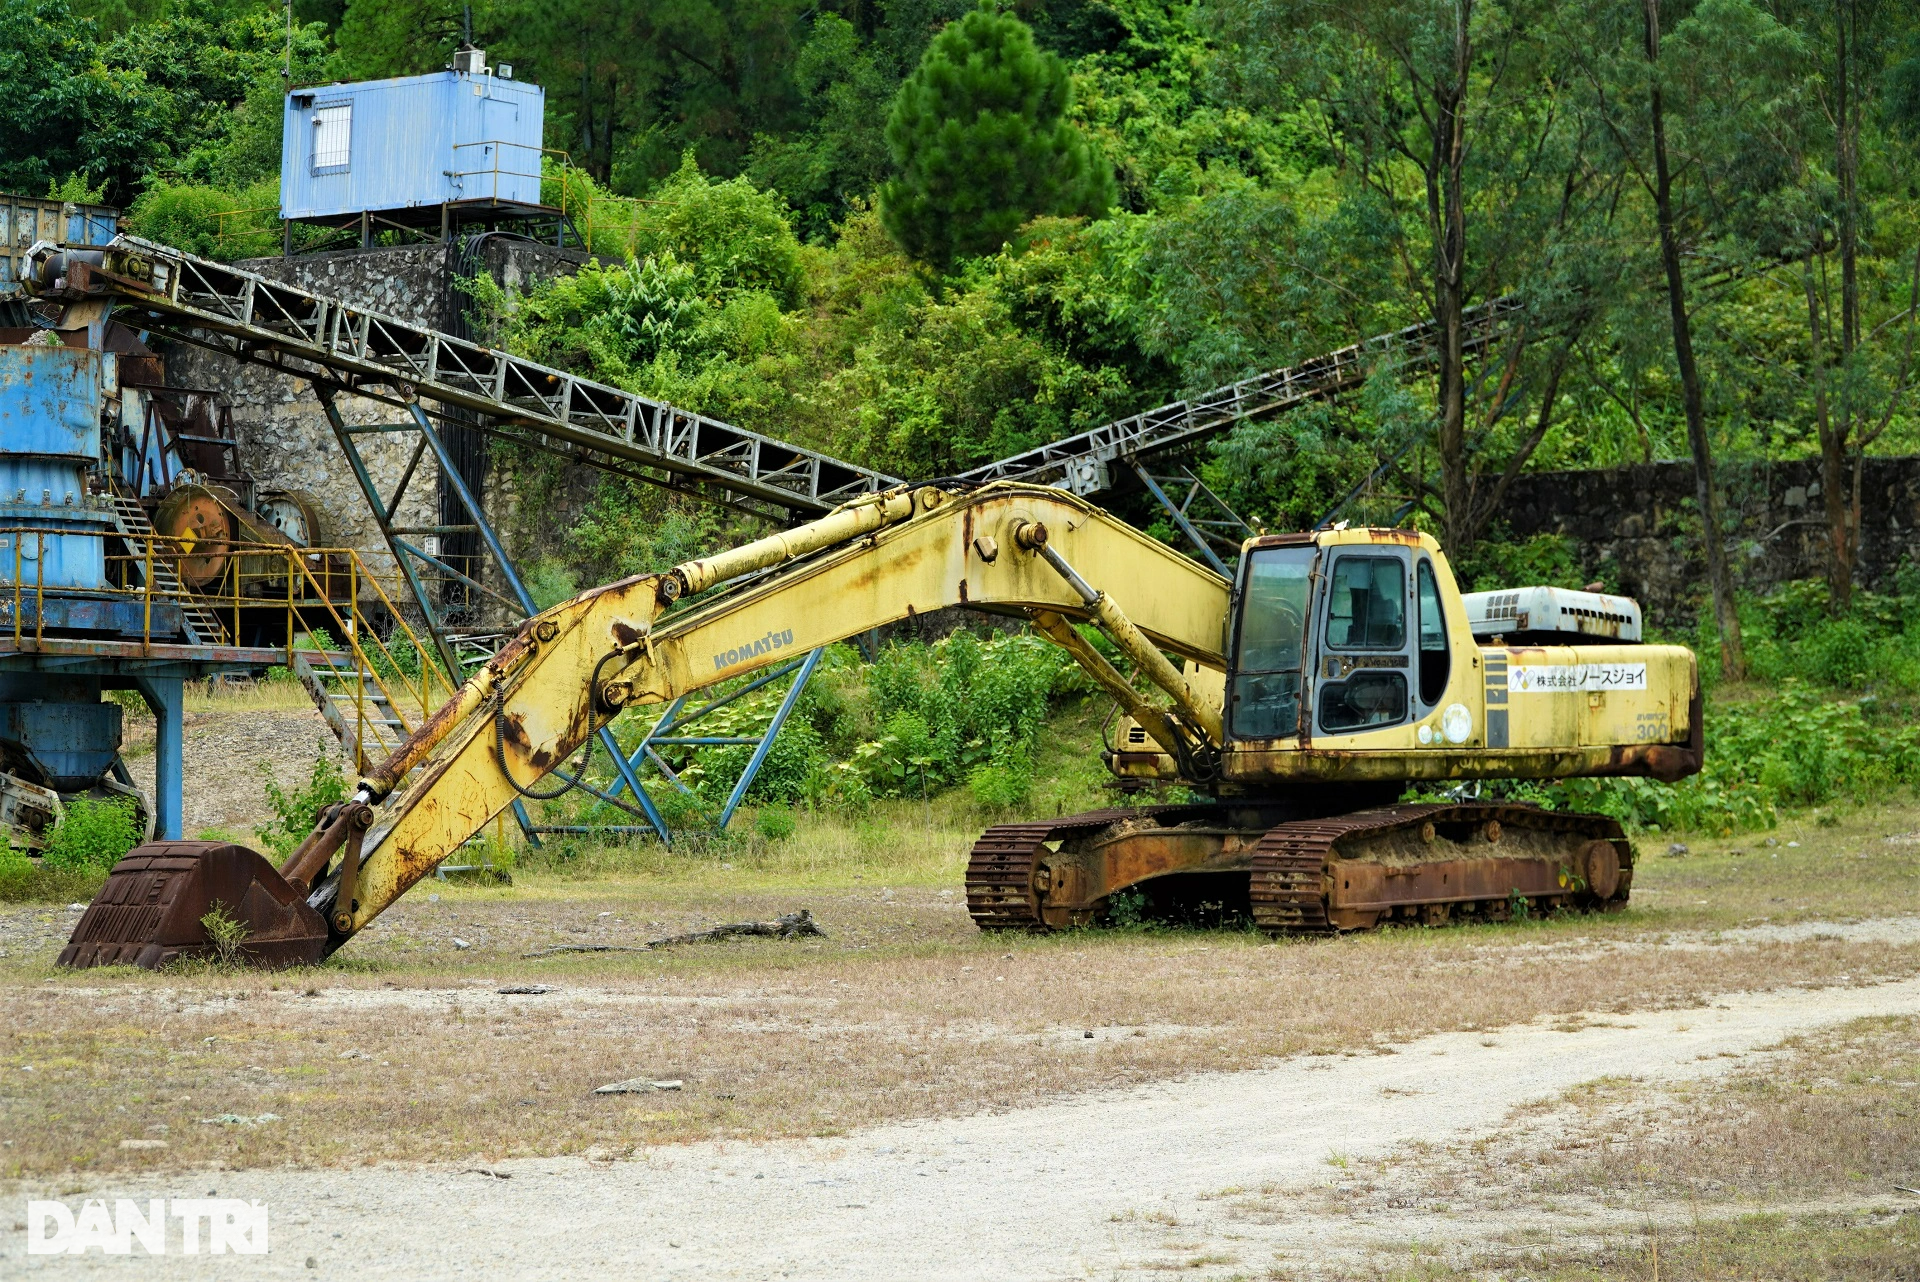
<box><xmin>665</xmin><ymin>489</ymin><xmax>918</xmax><ymax>600</ymax></box>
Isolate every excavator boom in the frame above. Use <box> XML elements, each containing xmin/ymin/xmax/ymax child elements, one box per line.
<box><xmin>62</xmin><ymin>483</ymin><xmax>1229</xmax><ymax>964</ymax></box>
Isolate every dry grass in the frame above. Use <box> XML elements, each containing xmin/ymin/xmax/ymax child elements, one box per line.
<box><xmin>2</xmin><ymin>793</ymin><xmax>1917</xmax><ymax>1181</ymax></box>
<box><xmin>110</xmin><ymin>675</ymin><xmax>318</xmax><ymax>721</ymax></box>
<box><xmin>0</xmin><ymin>888</ymin><xmax>1912</xmax><ymax>1179</ymax></box>
<box><xmin>1317</xmin><ymin>1212</ymin><xmax>1920</xmax><ymax>1282</ymax></box>
<box><xmin>1526</xmin><ymin>1015</ymin><xmax>1920</xmax><ymax>1204</ymax></box>
<box><xmin>185</xmin><ymin>677</ymin><xmax>318</xmax><ymax>714</ymax></box>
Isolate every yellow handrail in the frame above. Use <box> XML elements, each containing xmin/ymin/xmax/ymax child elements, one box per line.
<box><xmin>0</xmin><ymin>529</ymin><xmax>468</xmax><ymax>771</ymax></box>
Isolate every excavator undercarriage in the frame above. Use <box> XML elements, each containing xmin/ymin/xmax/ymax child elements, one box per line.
<box><xmin>964</xmin><ymin>799</ymin><xmax>1631</xmax><ymax>934</ymax></box>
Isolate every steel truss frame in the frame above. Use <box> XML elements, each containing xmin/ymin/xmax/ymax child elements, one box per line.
<box><xmin>75</xmin><ymin>235</ymin><xmax>897</xmax><ymax>523</ymax></box>
<box><xmin>957</xmin><ymin>297</ymin><xmax>1524</xmax><ymax>497</ymax></box>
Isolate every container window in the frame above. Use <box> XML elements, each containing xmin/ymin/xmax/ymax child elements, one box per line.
<box><xmin>312</xmin><ymin>103</ymin><xmax>352</xmax><ymax>175</ymax></box>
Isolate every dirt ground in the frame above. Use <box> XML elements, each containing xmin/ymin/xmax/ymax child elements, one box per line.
<box><xmin>3</xmin><ymin>970</ymin><xmax>1915</xmax><ymax>1279</ymax></box>
<box><xmin>118</xmin><ymin>692</ymin><xmax>345</xmax><ymax>840</ymax></box>
<box><xmin>3</xmin><ymin>704</ymin><xmax>1918</xmax><ymax>1277</ymax></box>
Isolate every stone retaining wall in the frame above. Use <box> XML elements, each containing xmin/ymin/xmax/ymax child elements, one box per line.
<box><xmin>1499</xmin><ymin>455</ymin><xmax>1920</xmax><ymax>620</ymax></box>
<box><xmin>159</xmin><ymin>238</ymin><xmax>589</xmax><ymax>611</ymax></box>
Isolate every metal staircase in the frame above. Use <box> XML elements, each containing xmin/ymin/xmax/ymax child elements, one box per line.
<box><xmin>103</xmin><ymin>490</ymin><xmax>226</xmax><ymax>643</ymax></box>
<box><xmin>290</xmin><ymin>648</ymin><xmax>411</xmax><ymax>774</ymax></box>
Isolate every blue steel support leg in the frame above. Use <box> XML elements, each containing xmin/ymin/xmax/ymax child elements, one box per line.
<box><xmin>315</xmin><ymin>386</ymin><xmax>466</xmax><ymax>681</ymax></box>
<box><xmin>401</xmin><ymin>402</ymin><xmax>536</xmax><ymax>614</ymax></box>
<box><xmin>399</xmin><ymin>404</ymin><xmax>552</xmax><ymax>848</ymax></box>
<box><xmin>607</xmin><ymin>695</ymin><xmax>684</xmax><ymax>804</ymax></box>
<box><xmin>598</xmin><ymin>726</ymin><xmax>670</xmax><ymax>843</ymax></box>
<box><xmin>717</xmin><ymin>648</ymin><xmax>824</xmax><ymax>831</ymax></box>
<box><xmin>132</xmin><ymin>676</ymin><xmax>184</xmax><ymax>840</ymax></box>
<box><xmin>1128</xmin><ymin>460</ymin><xmax>1231</xmax><ymax>577</ymax></box>
<box><xmin>511</xmin><ymin>800</ymin><xmax>541</xmax><ymax>848</ymax></box>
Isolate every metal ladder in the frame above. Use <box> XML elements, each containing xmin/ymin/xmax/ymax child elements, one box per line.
<box><xmin>104</xmin><ymin>492</ymin><xmax>225</xmax><ymax>644</ymax></box>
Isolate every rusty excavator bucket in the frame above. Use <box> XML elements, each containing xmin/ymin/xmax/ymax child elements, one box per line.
<box><xmin>59</xmin><ymin>802</ymin><xmax>373</xmax><ymax>971</ymax></box>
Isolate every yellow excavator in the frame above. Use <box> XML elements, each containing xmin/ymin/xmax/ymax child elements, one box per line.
<box><xmin>61</xmin><ymin>482</ymin><xmax>1699</xmax><ymax>968</ymax></box>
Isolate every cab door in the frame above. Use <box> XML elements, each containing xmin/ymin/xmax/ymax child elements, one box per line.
<box><xmin>1225</xmin><ymin>544</ymin><xmax>1316</xmax><ymax>741</ymax></box>
<box><xmin>1310</xmin><ymin>548</ymin><xmax>1415</xmax><ymax>739</ymax></box>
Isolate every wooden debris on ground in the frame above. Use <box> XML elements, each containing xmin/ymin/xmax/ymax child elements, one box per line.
<box><xmin>523</xmin><ymin>909</ymin><xmax>826</xmax><ymax>959</ymax></box>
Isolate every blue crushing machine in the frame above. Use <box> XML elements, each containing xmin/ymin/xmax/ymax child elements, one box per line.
<box><xmin>1</xmin><ymin>213</ymin><xmax>284</xmax><ymax>851</ymax></box>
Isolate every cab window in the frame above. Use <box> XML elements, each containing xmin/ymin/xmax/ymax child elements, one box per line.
<box><xmin>1315</xmin><ymin>553</ymin><xmax>1410</xmax><ymax>735</ymax></box>
<box><xmin>1416</xmin><ymin>558</ymin><xmax>1449</xmax><ymax>706</ymax></box>
<box><xmin>1325</xmin><ymin>556</ymin><xmax>1405</xmax><ymax>649</ymax></box>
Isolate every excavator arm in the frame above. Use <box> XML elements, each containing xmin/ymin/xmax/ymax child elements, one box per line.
<box><xmin>291</xmin><ymin>482</ymin><xmax>1228</xmax><ymax>948</ymax></box>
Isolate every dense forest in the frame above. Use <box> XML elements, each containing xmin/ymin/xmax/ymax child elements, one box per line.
<box><xmin>8</xmin><ymin>0</ymin><xmax>1920</xmax><ymax>667</ymax></box>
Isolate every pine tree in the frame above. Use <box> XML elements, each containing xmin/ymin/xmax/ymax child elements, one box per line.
<box><xmin>880</xmin><ymin>1</ymin><xmax>1115</xmax><ymax>269</ymax></box>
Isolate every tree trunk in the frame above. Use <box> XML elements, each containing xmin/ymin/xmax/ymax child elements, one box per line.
<box><xmin>1433</xmin><ymin>0</ymin><xmax>1473</xmax><ymax>552</ymax></box>
<box><xmin>1644</xmin><ymin>0</ymin><xmax>1746</xmax><ymax>679</ymax></box>
<box><xmin>579</xmin><ymin>47</ymin><xmax>596</xmax><ymax>166</ymax></box>
<box><xmin>1825</xmin><ymin>0</ymin><xmax>1861</xmax><ymax>613</ymax></box>
<box><xmin>1807</xmin><ymin>253</ymin><xmax>1857</xmax><ymax>614</ymax></box>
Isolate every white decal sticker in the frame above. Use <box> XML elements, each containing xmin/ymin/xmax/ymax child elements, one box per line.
<box><xmin>1509</xmin><ymin>662</ymin><xmax>1647</xmax><ymax>693</ymax></box>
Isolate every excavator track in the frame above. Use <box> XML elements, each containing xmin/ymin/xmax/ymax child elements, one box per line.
<box><xmin>965</xmin><ymin>805</ymin><xmax>1195</xmax><ymax>930</ymax></box>
<box><xmin>1249</xmin><ymin>802</ymin><xmax>1630</xmax><ymax>935</ymax></box>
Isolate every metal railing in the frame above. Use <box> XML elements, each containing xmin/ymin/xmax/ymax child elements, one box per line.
<box><xmin>447</xmin><ymin>140</ymin><xmax>549</xmax><ymax>207</ymax></box>
<box><xmin>1</xmin><ymin>527</ymin><xmax>459</xmax><ymax>769</ymax></box>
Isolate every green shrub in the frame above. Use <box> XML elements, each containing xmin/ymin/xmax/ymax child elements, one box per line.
<box><xmin>1739</xmin><ymin>573</ymin><xmax>1920</xmax><ymax>696</ymax></box>
<box><xmin>255</xmin><ymin>746</ymin><xmax>348</xmax><ymax>859</ymax></box>
<box><xmin>0</xmin><ymin>833</ymin><xmax>109</xmax><ymax>903</ymax></box>
<box><xmin>851</xmin><ymin>630</ymin><xmax>1076</xmax><ymax>798</ymax></box>
<box><xmin>969</xmin><ymin>757</ymin><xmax>1032</xmax><ymax>810</ymax></box>
<box><xmin>124</xmin><ymin>178</ymin><xmax>285</xmax><ymax>261</ymax></box>
<box><xmin>754</xmin><ymin>805</ymin><xmax>797</xmax><ymax>841</ymax></box>
<box><xmin>0</xmin><ymin>835</ymin><xmax>34</xmax><ymax>898</ymax></box>
<box><xmin>1555</xmin><ymin>681</ymin><xmax>1920</xmax><ymax>834</ymax></box>
<box><xmin>651</xmin><ymin>786</ymin><xmax>711</xmax><ymax>832</ymax></box>
<box><xmin>200</xmin><ymin>902</ymin><xmax>250</xmax><ymax>964</ymax></box>
<box><xmin>1448</xmin><ymin>526</ymin><xmax>1586</xmax><ymax>595</ymax></box>
<box><xmin>42</xmin><ymin>796</ymin><xmax>142</xmax><ymax>871</ymax></box>
<box><xmin>696</xmin><ymin>718</ymin><xmax>831</xmax><ymax>809</ymax></box>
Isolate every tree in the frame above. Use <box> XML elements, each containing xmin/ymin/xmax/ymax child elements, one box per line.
<box><xmin>879</xmin><ymin>1</ymin><xmax>1116</xmax><ymax>269</ymax></box>
<box><xmin>0</xmin><ymin>0</ymin><xmax>322</xmax><ymax>204</ymax></box>
<box><xmin>1778</xmin><ymin>0</ymin><xmax>1920</xmax><ymax>614</ymax></box>
<box><xmin>1575</xmin><ymin>0</ymin><xmax>1815</xmax><ymax>679</ymax></box>
<box><xmin>1204</xmin><ymin>0</ymin><xmax>1604</xmax><ymax>554</ymax></box>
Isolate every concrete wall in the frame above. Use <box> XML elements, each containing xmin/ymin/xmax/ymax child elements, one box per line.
<box><xmin>159</xmin><ymin>238</ymin><xmax>589</xmax><ymax>610</ymax></box>
<box><xmin>1499</xmin><ymin>455</ymin><xmax>1920</xmax><ymax>620</ymax></box>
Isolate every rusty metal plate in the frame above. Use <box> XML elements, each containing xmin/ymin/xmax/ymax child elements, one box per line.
<box><xmin>152</xmin><ymin>486</ymin><xmax>233</xmax><ymax>588</ymax></box>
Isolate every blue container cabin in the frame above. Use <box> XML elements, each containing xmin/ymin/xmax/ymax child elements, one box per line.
<box><xmin>280</xmin><ymin>59</ymin><xmax>546</xmax><ymax>224</ymax></box>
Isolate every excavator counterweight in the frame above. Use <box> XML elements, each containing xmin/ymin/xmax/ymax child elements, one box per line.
<box><xmin>60</xmin><ymin>482</ymin><xmax>1698</xmax><ymax>968</ymax></box>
